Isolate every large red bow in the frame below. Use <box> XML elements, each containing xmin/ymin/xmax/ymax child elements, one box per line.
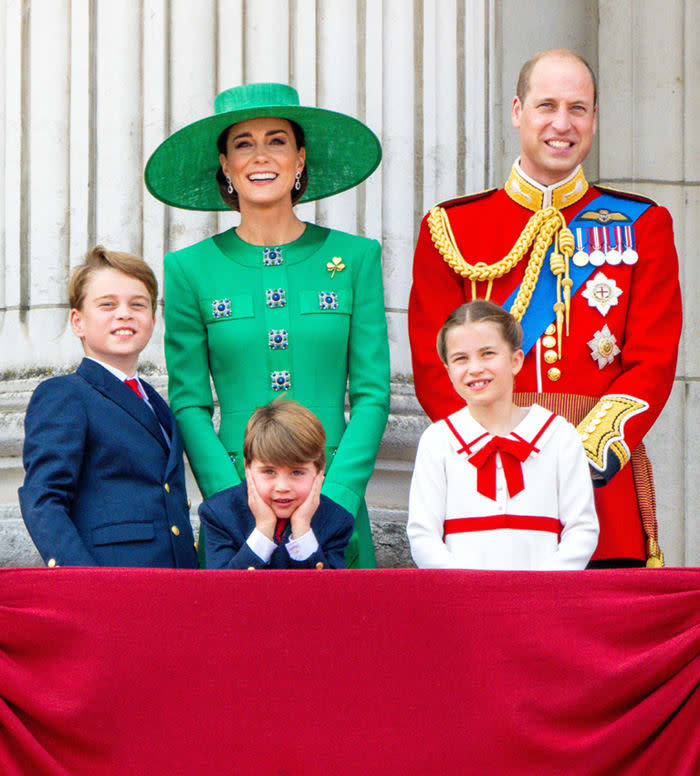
<box><xmin>467</xmin><ymin>436</ymin><xmax>534</xmax><ymax>501</ymax></box>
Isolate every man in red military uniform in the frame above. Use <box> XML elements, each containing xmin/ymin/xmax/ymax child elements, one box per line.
<box><xmin>408</xmin><ymin>49</ymin><xmax>682</xmax><ymax>567</ymax></box>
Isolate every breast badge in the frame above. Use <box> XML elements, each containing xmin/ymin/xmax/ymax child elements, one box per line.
<box><xmin>588</xmin><ymin>325</ymin><xmax>621</xmax><ymax>369</ymax></box>
<box><xmin>582</xmin><ymin>272</ymin><xmax>622</xmax><ymax>316</ymax></box>
<box><xmin>580</xmin><ymin>208</ymin><xmax>630</xmax><ymax>224</ymax></box>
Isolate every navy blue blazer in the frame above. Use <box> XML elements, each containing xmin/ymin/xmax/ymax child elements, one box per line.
<box><xmin>200</xmin><ymin>482</ymin><xmax>353</xmax><ymax>569</ymax></box>
<box><xmin>19</xmin><ymin>358</ymin><xmax>198</xmax><ymax>568</ymax></box>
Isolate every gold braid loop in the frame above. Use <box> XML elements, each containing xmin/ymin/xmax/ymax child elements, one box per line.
<box><xmin>558</xmin><ymin>227</ymin><xmax>575</xmax><ymax>257</ymax></box>
<box><xmin>509</xmin><ymin>215</ymin><xmax>559</xmax><ymax>322</ymax></box>
<box><xmin>428</xmin><ymin>205</ymin><xmax>559</xmax><ymax>285</ymax></box>
<box><xmin>428</xmin><ymin>203</ymin><xmax>576</xmax><ymax>344</ymax></box>
<box><xmin>549</xmin><ymin>251</ymin><xmax>565</xmax><ymax>276</ymax></box>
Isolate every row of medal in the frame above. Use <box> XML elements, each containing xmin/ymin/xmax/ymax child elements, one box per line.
<box><xmin>572</xmin><ymin>225</ymin><xmax>638</xmax><ymax>267</ymax></box>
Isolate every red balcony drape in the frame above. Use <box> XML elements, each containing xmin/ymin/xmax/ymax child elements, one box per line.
<box><xmin>1</xmin><ymin>568</ymin><xmax>698</xmax><ymax>775</ymax></box>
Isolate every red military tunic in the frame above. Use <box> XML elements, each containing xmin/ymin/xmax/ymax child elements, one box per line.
<box><xmin>408</xmin><ymin>162</ymin><xmax>682</xmax><ymax>562</ymax></box>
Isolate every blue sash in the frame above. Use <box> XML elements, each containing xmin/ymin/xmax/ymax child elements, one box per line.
<box><xmin>503</xmin><ymin>193</ymin><xmax>652</xmax><ymax>355</ymax></box>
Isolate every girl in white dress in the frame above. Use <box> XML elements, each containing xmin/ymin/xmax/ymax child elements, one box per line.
<box><xmin>407</xmin><ymin>301</ymin><xmax>599</xmax><ymax>570</ymax></box>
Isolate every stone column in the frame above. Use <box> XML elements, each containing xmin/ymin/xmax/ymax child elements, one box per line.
<box><xmin>598</xmin><ymin>0</ymin><xmax>699</xmax><ymax>566</ymax></box>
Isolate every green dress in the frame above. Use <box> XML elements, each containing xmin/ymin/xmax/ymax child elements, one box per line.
<box><xmin>163</xmin><ymin>223</ymin><xmax>390</xmax><ymax>568</ymax></box>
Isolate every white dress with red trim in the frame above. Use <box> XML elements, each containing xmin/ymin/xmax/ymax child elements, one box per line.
<box><xmin>407</xmin><ymin>404</ymin><xmax>599</xmax><ymax>570</ymax></box>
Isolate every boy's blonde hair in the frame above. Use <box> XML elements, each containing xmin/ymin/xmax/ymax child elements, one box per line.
<box><xmin>69</xmin><ymin>245</ymin><xmax>158</xmax><ymax>314</ymax></box>
<box><xmin>244</xmin><ymin>398</ymin><xmax>326</xmax><ymax>471</ymax></box>
<box><xmin>436</xmin><ymin>300</ymin><xmax>523</xmax><ymax>363</ymax></box>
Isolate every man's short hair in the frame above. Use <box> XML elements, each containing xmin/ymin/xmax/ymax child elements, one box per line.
<box><xmin>244</xmin><ymin>398</ymin><xmax>326</xmax><ymax>471</ymax></box>
<box><xmin>516</xmin><ymin>48</ymin><xmax>598</xmax><ymax>106</ymax></box>
<box><xmin>69</xmin><ymin>245</ymin><xmax>158</xmax><ymax>314</ymax></box>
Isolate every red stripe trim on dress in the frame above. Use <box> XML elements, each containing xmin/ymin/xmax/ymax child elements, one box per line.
<box><xmin>443</xmin><ymin>515</ymin><xmax>562</xmax><ymax>536</ymax></box>
<box><xmin>529</xmin><ymin>410</ymin><xmax>557</xmax><ymax>446</ymax></box>
<box><xmin>444</xmin><ymin>416</ymin><xmax>488</xmax><ymax>455</ymax></box>
<box><xmin>510</xmin><ymin>411</ymin><xmax>557</xmax><ymax>454</ymax></box>
<box><xmin>445</xmin><ymin>410</ymin><xmax>557</xmax><ymax>458</ymax></box>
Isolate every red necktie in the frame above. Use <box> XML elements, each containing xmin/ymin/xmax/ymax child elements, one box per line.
<box><xmin>124</xmin><ymin>378</ymin><xmax>142</xmax><ymax>399</ymax></box>
<box><xmin>274</xmin><ymin>518</ymin><xmax>290</xmax><ymax>543</ymax></box>
<box><xmin>467</xmin><ymin>436</ymin><xmax>533</xmax><ymax>501</ymax></box>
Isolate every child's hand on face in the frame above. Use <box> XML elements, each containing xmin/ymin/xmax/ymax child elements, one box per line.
<box><xmin>245</xmin><ymin>467</ymin><xmax>277</xmax><ymax>541</ymax></box>
<box><xmin>290</xmin><ymin>471</ymin><xmax>324</xmax><ymax>539</ymax></box>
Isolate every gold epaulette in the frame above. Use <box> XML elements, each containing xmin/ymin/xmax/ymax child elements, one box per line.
<box><xmin>576</xmin><ymin>394</ymin><xmax>649</xmax><ymax>472</ymax></box>
<box><xmin>433</xmin><ymin>188</ymin><xmax>498</xmax><ymax>211</ymax></box>
<box><xmin>593</xmin><ymin>184</ymin><xmax>658</xmax><ymax>207</ymax></box>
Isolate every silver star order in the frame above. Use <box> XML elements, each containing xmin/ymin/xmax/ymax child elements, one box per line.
<box><xmin>588</xmin><ymin>324</ymin><xmax>621</xmax><ymax>369</ymax></box>
<box><xmin>582</xmin><ymin>271</ymin><xmax>622</xmax><ymax>316</ymax></box>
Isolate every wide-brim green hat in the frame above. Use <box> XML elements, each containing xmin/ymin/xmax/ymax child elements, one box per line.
<box><xmin>144</xmin><ymin>82</ymin><xmax>382</xmax><ymax>210</ymax></box>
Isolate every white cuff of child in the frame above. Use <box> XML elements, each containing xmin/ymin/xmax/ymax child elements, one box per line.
<box><xmin>285</xmin><ymin>529</ymin><xmax>319</xmax><ymax>561</ymax></box>
<box><xmin>246</xmin><ymin>528</ymin><xmax>277</xmax><ymax>563</ymax></box>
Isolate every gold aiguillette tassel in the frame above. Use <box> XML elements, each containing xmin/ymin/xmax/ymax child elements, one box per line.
<box><xmin>554</xmin><ymin>302</ymin><xmax>564</xmax><ymax>359</ymax></box>
<box><xmin>557</xmin><ymin>226</ymin><xmax>575</xmax><ymax>335</ymax></box>
<box><xmin>549</xmin><ymin>234</ymin><xmax>566</xmax><ymax>359</ymax></box>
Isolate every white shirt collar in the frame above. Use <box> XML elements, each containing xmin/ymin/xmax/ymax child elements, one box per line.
<box><xmin>85</xmin><ymin>357</ymin><xmax>139</xmax><ymax>384</ymax></box>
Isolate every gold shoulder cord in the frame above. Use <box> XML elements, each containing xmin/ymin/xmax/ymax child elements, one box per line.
<box><xmin>428</xmin><ymin>205</ymin><xmax>575</xmax><ymax>356</ymax></box>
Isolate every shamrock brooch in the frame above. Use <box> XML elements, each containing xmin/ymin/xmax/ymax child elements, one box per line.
<box><xmin>326</xmin><ymin>256</ymin><xmax>345</xmax><ymax>278</ymax></box>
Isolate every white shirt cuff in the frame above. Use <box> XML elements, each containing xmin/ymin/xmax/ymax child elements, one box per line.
<box><xmin>246</xmin><ymin>528</ymin><xmax>276</xmax><ymax>563</ymax></box>
<box><xmin>285</xmin><ymin>529</ymin><xmax>319</xmax><ymax>561</ymax></box>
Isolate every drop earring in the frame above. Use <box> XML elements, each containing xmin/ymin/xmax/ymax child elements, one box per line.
<box><xmin>294</xmin><ymin>170</ymin><xmax>302</xmax><ymax>191</ymax></box>
<box><xmin>226</xmin><ymin>175</ymin><xmax>233</xmax><ymax>195</ymax></box>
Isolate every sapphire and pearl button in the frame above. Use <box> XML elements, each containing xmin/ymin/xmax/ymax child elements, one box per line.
<box><xmin>268</xmin><ymin>329</ymin><xmax>288</xmax><ymax>350</ymax></box>
<box><xmin>266</xmin><ymin>288</ymin><xmax>286</xmax><ymax>308</ymax></box>
<box><xmin>211</xmin><ymin>298</ymin><xmax>232</xmax><ymax>318</ymax></box>
<box><xmin>271</xmin><ymin>370</ymin><xmax>291</xmax><ymax>391</ymax></box>
<box><xmin>319</xmin><ymin>291</ymin><xmax>338</xmax><ymax>310</ymax></box>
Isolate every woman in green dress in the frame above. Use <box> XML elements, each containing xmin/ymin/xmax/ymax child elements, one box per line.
<box><xmin>144</xmin><ymin>83</ymin><xmax>389</xmax><ymax>568</ymax></box>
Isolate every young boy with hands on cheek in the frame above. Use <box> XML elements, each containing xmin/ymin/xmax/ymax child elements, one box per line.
<box><xmin>199</xmin><ymin>398</ymin><xmax>353</xmax><ymax>569</ymax></box>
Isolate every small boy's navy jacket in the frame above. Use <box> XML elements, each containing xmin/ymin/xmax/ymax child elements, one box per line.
<box><xmin>19</xmin><ymin>358</ymin><xmax>198</xmax><ymax>568</ymax></box>
<box><xmin>200</xmin><ymin>482</ymin><xmax>353</xmax><ymax>569</ymax></box>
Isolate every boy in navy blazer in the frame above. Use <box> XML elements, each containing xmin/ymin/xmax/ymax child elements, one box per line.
<box><xmin>200</xmin><ymin>398</ymin><xmax>352</xmax><ymax>569</ymax></box>
<box><xmin>19</xmin><ymin>246</ymin><xmax>198</xmax><ymax>568</ymax></box>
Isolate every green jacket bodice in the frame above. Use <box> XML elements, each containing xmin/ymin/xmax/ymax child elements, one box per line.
<box><xmin>163</xmin><ymin>223</ymin><xmax>390</xmax><ymax>519</ymax></box>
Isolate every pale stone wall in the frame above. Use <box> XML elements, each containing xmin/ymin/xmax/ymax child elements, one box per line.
<box><xmin>596</xmin><ymin>0</ymin><xmax>698</xmax><ymax>566</ymax></box>
<box><xmin>1</xmin><ymin>0</ymin><xmax>696</xmax><ymax>566</ymax></box>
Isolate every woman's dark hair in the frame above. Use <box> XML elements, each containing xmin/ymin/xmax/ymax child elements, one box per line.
<box><xmin>215</xmin><ymin>119</ymin><xmax>308</xmax><ymax>211</ymax></box>
<box><xmin>436</xmin><ymin>300</ymin><xmax>523</xmax><ymax>363</ymax></box>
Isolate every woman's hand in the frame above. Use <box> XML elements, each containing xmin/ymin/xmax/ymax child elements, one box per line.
<box><xmin>290</xmin><ymin>471</ymin><xmax>323</xmax><ymax>539</ymax></box>
<box><xmin>245</xmin><ymin>468</ymin><xmax>277</xmax><ymax>541</ymax></box>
